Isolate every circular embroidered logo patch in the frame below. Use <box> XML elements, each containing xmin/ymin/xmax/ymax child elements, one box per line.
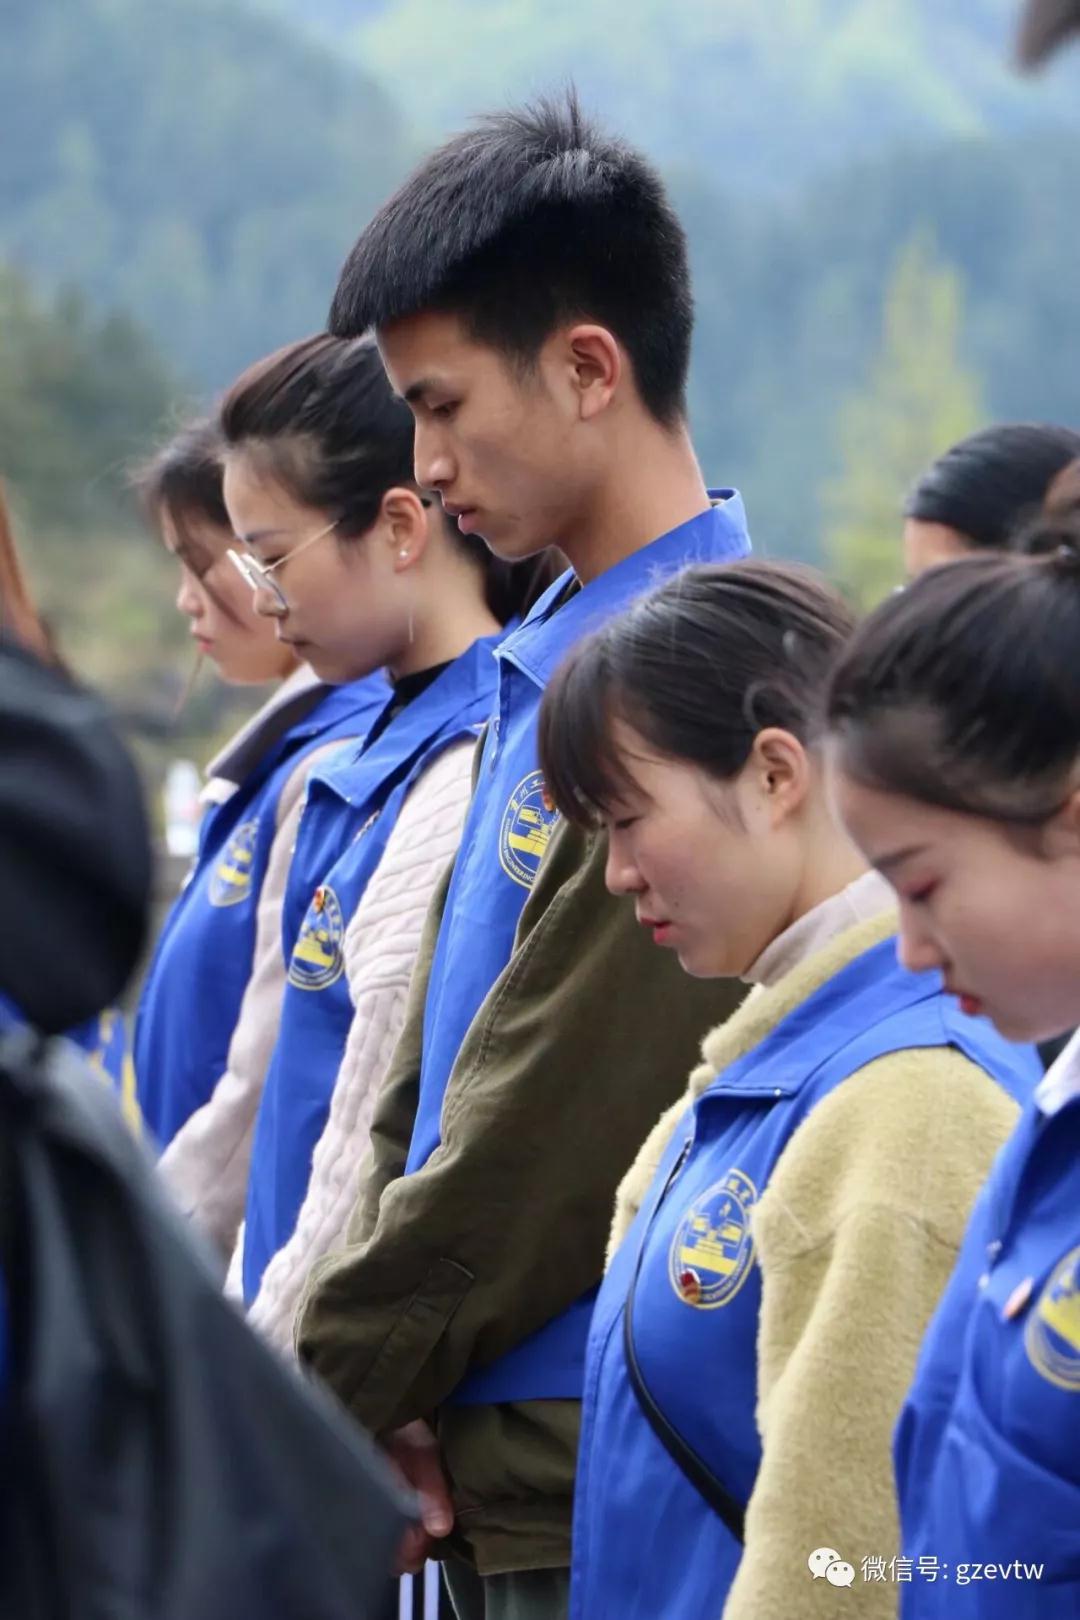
<box><xmin>498</xmin><ymin>770</ymin><xmax>559</xmax><ymax>889</ymax></box>
<box><xmin>1025</xmin><ymin>1243</ymin><xmax>1080</xmax><ymax>1392</ymax></box>
<box><xmin>669</xmin><ymin>1168</ymin><xmax>758</xmax><ymax>1310</ymax></box>
<box><xmin>208</xmin><ymin>819</ymin><xmax>259</xmax><ymax>908</ymax></box>
<box><xmin>287</xmin><ymin>884</ymin><xmax>345</xmax><ymax>992</ymax></box>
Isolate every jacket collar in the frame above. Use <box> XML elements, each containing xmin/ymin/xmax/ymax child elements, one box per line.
<box><xmin>497</xmin><ymin>491</ymin><xmax>749</xmax><ymax>689</ymax></box>
<box><xmin>691</xmin><ymin>909</ymin><xmax>900</xmax><ymax>1100</ymax></box>
<box><xmin>315</xmin><ymin>633</ymin><xmax>498</xmax><ymax>808</ymax></box>
<box><xmin>205</xmin><ymin>666</ymin><xmax>388</xmax><ymax>790</ymax></box>
<box><xmin>607</xmin><ymin>909</ymin><xmax>900</xmax><ymax>1264</ymax></box>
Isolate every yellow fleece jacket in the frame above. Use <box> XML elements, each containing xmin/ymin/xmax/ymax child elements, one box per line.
<box><xmin>609</xmin><ymin>911</ymin><xmax>1022</xmax><ymax>1620</ymax></box>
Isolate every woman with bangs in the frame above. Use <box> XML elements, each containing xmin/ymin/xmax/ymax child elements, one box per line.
<box><xmin>133</xmin><ymin>419</ymin><xmax>387</xmax><ymax>1160</ymax></box>
<box><xmin>536</xmin><ymin>560</ymin><xmax>1039</xmax><ymax>1620</ymax></box>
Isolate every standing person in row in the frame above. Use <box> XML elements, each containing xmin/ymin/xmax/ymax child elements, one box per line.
<box><xmin>133</xmin><ymin>421</ymin><xmax>385</xmax><ymax>1171</ymax></box>
<box><xmin>825</xmin><ymin>526</ymin><xmax>1080</xmax><ymax>1615</ymax></box>
<box><xmin>902</xmin><ymin>423</ymin><xmax>1080</xmax><ymax>578</ymax></box>
<box><xmin>535</xmin><ymin>562</ymin><xmax>1037</xmax><ymax>1620</ymax></box>
<box><xmin>212</xmin><ymin>335</ymin><xmax>550</xmax><ymax>1355</ymax></box>
<box><xmin>297</xmin><ymin>93</ymin><xmax>750</xmax><ymax>1618</ymax></box>
<box><xmin>900</xmin><ymin>425</ymin><xmax>1080</xmax><ymax>1070</ymax></box>
<box><xmin>155</xmin><ymin>334</ymin><xmax>514</xmax><ymax>1269</ymax></box>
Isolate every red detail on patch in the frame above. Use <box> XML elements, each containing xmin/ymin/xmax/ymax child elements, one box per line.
<box><xmin>313</xmin><ymin>887</ymin><xmax>326</xmax><ymax>913</ymax></box>
<box><xmin>541</xmin><ymin>784</ymin><xmax>555</xmax><ymax>813</ymax></box>
<box><xmin>679</xmin><ymin>1270</ymin><xmax>701</xmax><ymax>1302</ymax></box>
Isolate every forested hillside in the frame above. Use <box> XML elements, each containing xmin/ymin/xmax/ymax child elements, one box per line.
<box><xmin>678</xmin><ymin>133</ymin><xmax>1080</xmax><ymax>557</ymax></box>
<box><xmin>0</xmin><ymin>0</ymin><xmax>414</xmax><ymax>391</ymax></box>
<box><xmin>315</xmin><ymin>0</ymin><xmax>1080</xmax><ymax>192</ymax></box>
<box><xmin>3</xmin><ymin>0</ymin><xmax>1079</xmax><ymax>727</ymax></box>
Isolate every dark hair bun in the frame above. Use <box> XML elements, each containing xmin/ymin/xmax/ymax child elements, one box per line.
<box><xmin>905</xmin><ymin>424</ymin><xmax>1080</xmax><ymax>552</ymax></box>
<box><xmin>1012</xmin><ymin>510</ymin><xmax>1080</xmax><ymax>565</ymax></box>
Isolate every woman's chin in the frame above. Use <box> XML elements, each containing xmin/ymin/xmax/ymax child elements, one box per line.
<box><xmin>676</xmin><ymin>943</ymin><xmax>721</xmax><ymax>980</ymax></box>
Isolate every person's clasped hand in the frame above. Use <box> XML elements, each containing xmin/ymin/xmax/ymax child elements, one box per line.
<box><xmin>385</xmin><ymin>1419</ymin><xmax>455</xmax><ymax>1574</ymax></box>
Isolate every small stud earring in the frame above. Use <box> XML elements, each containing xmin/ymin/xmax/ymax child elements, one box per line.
<box><xmin>399</xmin><ymin>550</ymin><xmax>408</xmax><ymax>560</ymax></box>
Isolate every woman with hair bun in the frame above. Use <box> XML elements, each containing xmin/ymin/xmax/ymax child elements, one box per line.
<box><xmin>902</xmin><ymin>422</ymin><xmax>1080</xmax><ymax>577</ymax></box>
<box><xmin>133</xmin><ymin>421</ymin><xmax>386</xmax><ymax>1155</ymax></box>
<box><xmin>825</xmin><ymin>521</ymin><xmax>1080</xmax><ymax>1614</ymax></box>
<box><xmin>535</xmin><ymin>560</ymin><xmax>1037</xmax><ymax>1620</ymax></box>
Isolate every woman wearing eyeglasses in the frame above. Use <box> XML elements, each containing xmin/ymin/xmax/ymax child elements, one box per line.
<box><xmin>133</xmin><ymin>422</ymin><xmax>386</xmax><ymax>1178</ymax></box>
<box><xmin>159</xmin><ymin>333</ymin><xmax>551</xmax><ymax>1292</ymax></box>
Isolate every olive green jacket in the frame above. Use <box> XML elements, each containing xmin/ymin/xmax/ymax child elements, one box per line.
<box><xmin>296</xmin><ymin>805</ymin><xmax>744</xmax><ymax>1574</ymax></box>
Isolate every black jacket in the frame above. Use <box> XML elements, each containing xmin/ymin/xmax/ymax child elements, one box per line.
<box><xmin>0</xmin><ymin>641</ymin><xmax>150</xmax><ymax>1031</ymax></box>
<box><xmin>0</xmin><ymin>644</ymin><xmax>411</xmax><ymax>1615</ymax></box>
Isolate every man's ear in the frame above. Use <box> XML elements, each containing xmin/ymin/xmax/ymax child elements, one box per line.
<box><xmin>565</xmin><ymin>324</ymin><xmax>621</xmax><ymax>421</ymax></box>
<box><xmin>378</xmin><ymin>487</ymin><xmax>432</xmax><ymax>571</ymax></box>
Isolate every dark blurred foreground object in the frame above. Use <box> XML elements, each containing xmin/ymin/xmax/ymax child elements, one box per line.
<box><xmin>0</xmin><ymin>638</ymin><xmax>412</xmax><ymax>1615</ymax></box>
<box><xmin>0</xmin><ymin>1024</ymin><xmax>412</xmax><ymax>1619</ymax></box>
<box><xmin>1017</xmin><ymin>0</ymin><xmax>1080</xmax><ymax>64</ymax></box>
<box><xmin>0</xmin><ymin>639</ymin><xmax>152</xmax><ymax>1032</ymax></box>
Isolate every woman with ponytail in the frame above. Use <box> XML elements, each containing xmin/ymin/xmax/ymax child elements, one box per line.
<box><xmin>161</xmin><ymin>334</ymin><xmax>552</xmax><ymax>1329</ymax></box>
<box><xmin>536</xmin><ymin>560</ymin><xmax>1037</xmax><ymax>1620</ymax></box>
<box><xmin>133</xmin><ymin>421</ymin><xmax>386</xmax><ymax>1159</ymax></box>
<box><xmin>825</xmin><ymin>519</ymin><xmax>1080</xmax><ymax>1615</ymax></box>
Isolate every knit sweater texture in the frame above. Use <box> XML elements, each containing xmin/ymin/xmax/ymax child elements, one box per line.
<box><xmin>241</xmin><ymin>741</ymin><xmax>475</xmax><ymax>1345</ymax></box>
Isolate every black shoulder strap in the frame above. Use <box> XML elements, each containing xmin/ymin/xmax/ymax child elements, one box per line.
<box><xmin>622</xmin><ymin>1255</ymin><xmax>746</xmax><ymax>1544</ymax></box>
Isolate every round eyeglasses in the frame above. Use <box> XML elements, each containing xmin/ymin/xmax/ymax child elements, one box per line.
<box><xmin>226</xmin><ymin>518</ymin><xmax>338</xmax><ymax>613</ymax></box>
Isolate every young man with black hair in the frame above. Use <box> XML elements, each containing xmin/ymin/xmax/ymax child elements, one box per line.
<box><xmin>297</xmin><ymin>93</ymin><xmax>750</xmax><ymax>1620</ymax></box>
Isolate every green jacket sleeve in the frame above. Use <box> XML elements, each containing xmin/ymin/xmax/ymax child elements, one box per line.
<box><xmin>297</xmin><ymin>817</ymin><xmax>744</xmax><ymax>1435</ymax></box>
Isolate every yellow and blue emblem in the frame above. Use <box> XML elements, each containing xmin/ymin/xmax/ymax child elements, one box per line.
<box><xmin>208</xmin><ymin>819</ymin><xmax>259</xmax><ymax>908</ymax></box>
<box><xmin>669</xmin><ymin>1168</ymin><xmax>757</xmax><ymax>1310</ymax></box>
<box><xmin>288</xmin><ymin>884</ymin><xmax>346</xmax><ymax>992</ymax></box>
<box><xmin>499</xmin><ymin>770</ymin><xmax>560</xmax><ymax>889</ymax></box>
<box><xmin>1025</xmin><ymin>1244</ymin><xmax>1080</xmax><ymax>1391</ymax></box>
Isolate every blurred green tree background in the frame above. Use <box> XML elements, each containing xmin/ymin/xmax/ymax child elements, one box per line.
<box><xmin>2</xmin><ymin>0</ymin><xmax>1079</xmax><ymax>778</ymax></box>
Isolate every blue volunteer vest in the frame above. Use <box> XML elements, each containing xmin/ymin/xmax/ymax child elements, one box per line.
<box><xmin>133</xmin><ymin>676</ymin><xmax>386</xmax><ymax>1149</ymax></box>
<box><xmin>241</xmin><ymin>636</ymin><xmax>502</xmax><ymax>1304</ymax></box>
<box><xmin>406</xmin><ymin>495</ymin><xmax>751</xmax><ymax>1407</ymax></box>
<box><xmin>896</xmin><ymin>1078</ymin><xmax>1080</xmax><ymax>1616</ymax></box>
<box><xmin>570</xmin><ymin>937</ymin><xmax>1040</xmax><ymax>1620</ymax></box>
